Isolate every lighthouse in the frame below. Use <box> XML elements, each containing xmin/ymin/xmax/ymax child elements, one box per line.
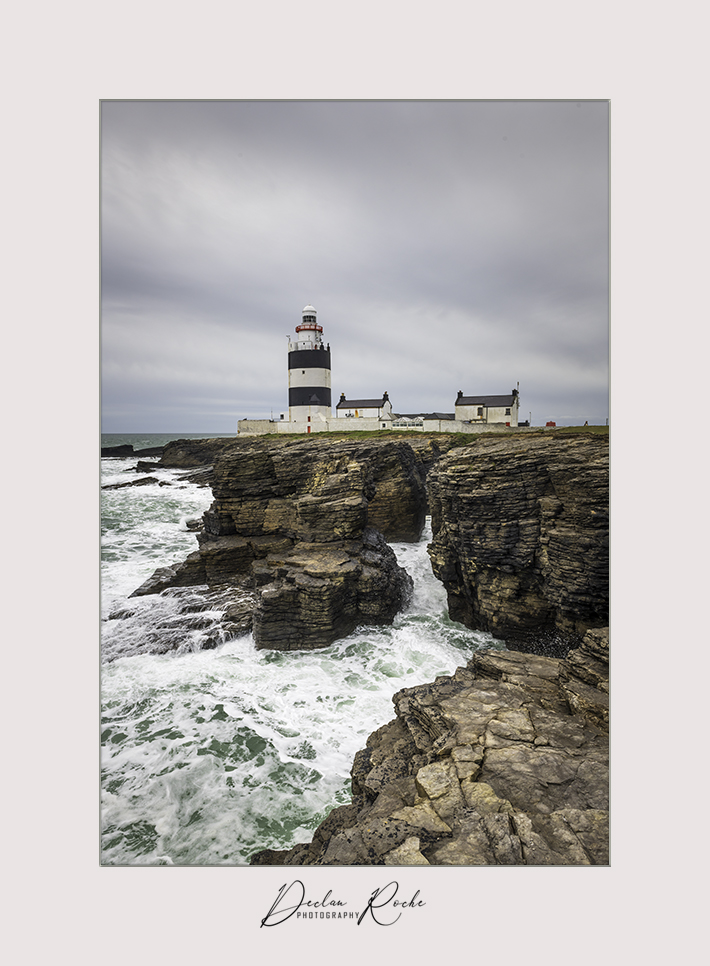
<box><xmin>288</xmin><ymin>304</ymin><xmax>332</xmax><ymax>426</ymax></box>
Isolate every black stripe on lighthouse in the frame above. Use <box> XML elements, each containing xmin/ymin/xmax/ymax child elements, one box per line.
<box><xmin>289</xmin><ymin>387</ymin><xmax>332</xmax><ymax>407</ymax></box>
<box><xmin>288</xmin><ymin>349</ymin><xmax>331</xmax><ymax>370</ymax></box>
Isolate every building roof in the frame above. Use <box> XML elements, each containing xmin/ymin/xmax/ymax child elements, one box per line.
<box><xmin>396</xmin><ymin>412</ymin><xmax>455</xmax><ymax>420</ymax></box>
<box><xmin>456</xmin><ymin>394</ymin><xmax>516</xmax><ymax>407</ymax></box>
<box><xmin>336</xmin><ymin>397</ymin><xmax>389</xmax><ymax>409</ymax></box>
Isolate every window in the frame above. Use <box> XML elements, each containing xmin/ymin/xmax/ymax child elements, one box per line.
<box><xmin>505</xmin><ymin>408</ymin><xmax>511</xmax><ymax>415</ymax></box>
<box><xmin>477</xmin><ymin>407</ymin><xmax>483</xmax><ymax>417</ymax></box>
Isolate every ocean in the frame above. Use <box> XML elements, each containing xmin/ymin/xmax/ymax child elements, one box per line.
<box><xmin>100</xmin><ymin>433</ymin><xmax>504</xmax><ymax>866</ymax></box>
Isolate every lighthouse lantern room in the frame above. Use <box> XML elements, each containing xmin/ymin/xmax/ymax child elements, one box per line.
<box><xmin>287</xmin><ymin>304</ymin><xmax>332</xmax><ymax>426</ymax></box>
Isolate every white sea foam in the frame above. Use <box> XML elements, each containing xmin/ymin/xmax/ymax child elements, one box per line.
<box><xmin>101</xmin><ymin>454</ymin><xmax>502</xmax><ymax>865</ymax></box>
<box><xmin>101</xmin><ymin>466</ymin><xmax>213</xmax><ymax>612</ymax></box>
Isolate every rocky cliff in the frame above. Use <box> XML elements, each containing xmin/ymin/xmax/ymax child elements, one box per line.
<box><xmin>108</xmin><ymin>430</ymin><xmax>610</xmax><ymax>862</ymax></box>
<box><xmin>250</xmin><ymin>626</ymin><xmax>609</xmax><ymax>866</ymax></box>
<box><xmin>427</xmin><ymin>434</ymin><xmax>608</xmax><ymax>654</ymax></box>
<box><xmin>124</xmin><ymin>431</ymin><xmax>608</xmax><ymax>656</ymax></box>
<box><xmin>130</xmin><ymin>436</ymin><xmax>448</xmax><ymax>650</ymax></box>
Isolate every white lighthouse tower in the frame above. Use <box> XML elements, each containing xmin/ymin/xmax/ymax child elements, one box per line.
<box><xmin>287</xmin><ymin>304</ymin><xmax>332</xmax><ymax>427</ymax></box>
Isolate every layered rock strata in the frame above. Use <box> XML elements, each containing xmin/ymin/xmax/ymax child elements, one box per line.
<box><xmin>120</xmin><ymin>431</ymin><xmax>608</xmax><ymax>656</ymax></box>
<box><xmin>130</xmin><ymin>436</ymin><xmax>437</xmax><ymax>649</ymax></box>
<box><xmin>250</xmin><ymin>627</ymin><xmax>609</xmax><ymax>866</ymax></box>
<box><xmin>427</xmin><ymin>434</ymin><xmax>608</xmax><ymax>654</ymax></box>
<box><xmin>159</xmin><ymin>437</ymin><xmax>246</xmax><ymax>468</ymax></box>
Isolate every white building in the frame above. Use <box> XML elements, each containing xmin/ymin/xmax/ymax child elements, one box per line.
<box><xmin>336</xmin><ymin>392</ymin><xmax>393</xmax><ymax>422</ymax></box>
<box><xmin>454</xmin><ymin>389</ymin><xmax>520</xmax><ymax>426</ymax></box>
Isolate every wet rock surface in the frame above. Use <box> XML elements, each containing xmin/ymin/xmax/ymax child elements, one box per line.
<box><xmin>250</xmin><ymin>627</ymin><xmax>609</xmax><ymax>866</ymax></box>
<box><xmin>427</xmin><ymin>434</ymin><xmax>608</xmax><ymax>654</ymax></box>
<box><xmin>102</xmin><ymin>585</ymin><xmax>257</xmax><ymax>662</ymax></box>
<box><xmin>102</xmin><ymin>475</ymin><xmax>164</xmax><ymax>490</ymax></box>
<box><xmin>129</xmin><ymin>436</ymin><xmax>435</xmax><ymax>650</ymax></box>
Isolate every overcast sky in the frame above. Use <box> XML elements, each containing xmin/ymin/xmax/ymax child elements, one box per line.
<box><xmin>101</xmin><ymin>100</ymin><xmax>609</xmax><ymax>432</ymax></box>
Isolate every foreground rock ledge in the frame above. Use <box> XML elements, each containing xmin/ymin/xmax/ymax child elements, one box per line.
<box><xmin>250</xmin><ymin>627</ymin><xmax>609</xmax><ymax>866</ymax></box>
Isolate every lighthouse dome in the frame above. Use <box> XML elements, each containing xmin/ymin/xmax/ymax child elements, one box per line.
<box><xmin>302</xmin><ymin>304</ymin><xmax>317</xmax><ymax>316</ymax></box>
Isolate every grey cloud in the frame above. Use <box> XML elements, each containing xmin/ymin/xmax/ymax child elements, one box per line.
<box><xmin>101</xmin><ymin>100</ymin><xmax>608</xmax><ymax>432</ymax></box>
